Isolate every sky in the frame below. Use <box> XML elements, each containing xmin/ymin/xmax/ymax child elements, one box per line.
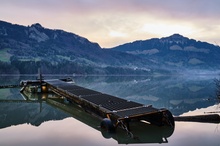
<box><xmin>0</xmin><ymin>0</ymin><xmax>220</xmax><ymax>48</ymax></box>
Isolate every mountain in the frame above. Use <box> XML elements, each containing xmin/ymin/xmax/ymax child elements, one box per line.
<box><xmin>110</xmin><ymin>34</ymin><xmax>220</xmax><ymax>72</ymax></box>
<box><xmin>1</xmin><ymin>20</ymin><xmax>219</xmax><ymax>75</ymax></box>
<box><xmin>0</xmin><ymin>20</ymin><xmax>152</xmax><ymax>75</ymax></box>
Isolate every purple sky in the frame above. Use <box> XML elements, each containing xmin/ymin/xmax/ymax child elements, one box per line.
<box><xmin>1</xmin><ymin>0</ymin><xmax>220</xmax><ymax>47</ymax></box>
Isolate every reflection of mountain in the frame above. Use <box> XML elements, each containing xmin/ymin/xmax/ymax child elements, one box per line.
<box><xmin>0</xmin><ymin>88</ymin><xmax>70</xmax><ymax>128</ymax></box>
<box><xmin>74</xmin><ymin>75</ymin><xmax>217</xmax><ymax>115</ymax></box>
<box><xmin>0</xmin><ymin>101</ymin><xmax>69</xmax><ymax>129</ymax></box>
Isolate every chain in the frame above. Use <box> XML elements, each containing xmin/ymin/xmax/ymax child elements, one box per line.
<box><xmin>117</xmin><ymin>120</ymin><xmax>134</xmax><ymax>138</ymax></box>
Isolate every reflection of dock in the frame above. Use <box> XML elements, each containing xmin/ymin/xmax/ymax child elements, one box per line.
<box><xmin>44</xmin><ymin>79</ymin><xmax>174</xmax><ymax>132</ymax></box>
<box><xmin>0</xmin><ymin>94</ymin><xmax>174</xmax><ymax>144</ymax></box>
<box><xmin>46</xmin><ymin>97</ymin><xmax>174</xmax><ymax>144</ymax></box>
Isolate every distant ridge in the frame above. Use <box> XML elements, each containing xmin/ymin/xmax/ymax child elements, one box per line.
<box><xmin>110</xmin><ymin>33</ymin><xmax>220</xmax><ymax>71</ymax></box>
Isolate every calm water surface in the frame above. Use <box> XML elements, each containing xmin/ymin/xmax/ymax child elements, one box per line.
<box><xmin>0</xmin><ymin>75</ymin><xmax>220</xmax><ymax>146</ymax></box>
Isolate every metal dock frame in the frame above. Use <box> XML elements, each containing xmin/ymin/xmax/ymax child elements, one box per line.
<box><xmin>44</xmin><ymin>79</ymin><xmax>174</xmax><ymax>132</ymax></box>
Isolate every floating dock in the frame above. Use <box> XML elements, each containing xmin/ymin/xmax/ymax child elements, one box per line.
<box><xmin>20</xmin><ymin>78</ymin><xmax>175</xmax><ymax>132</ymax></box>
<box><xmin>46</xmin><ymin>96</ymin><xmax>175</xmax><ymax>144</ymax></box>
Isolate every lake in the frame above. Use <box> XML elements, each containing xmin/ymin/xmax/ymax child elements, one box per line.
<box><xmin>0</xmin><ymin>74</ymin><xmax>220</xmax><ymax>146</ymax></box>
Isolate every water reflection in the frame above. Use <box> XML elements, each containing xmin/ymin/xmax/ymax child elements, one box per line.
<box><xmin>1</xmin><ymin>75</ymin><xmax>217</xmax><ymax>116</ymax></box>
<box><xmin>74</xmin><ymin>75</ymin><xmax>217</xmax><ymax>115</ymax></box>
<box><xmin>0</xmin><ymin>95</ymin><xmax>69</xmax><ymax>129</ymax></box>
<box><xmin>0</xmin><ymin>75</ymin><xmax>220</xmax><ymax>146</ymax></box>
<box><xmin>0</xmin><ymin>91</ymin><xmax>175</xmax><ymax>144</ymax></box>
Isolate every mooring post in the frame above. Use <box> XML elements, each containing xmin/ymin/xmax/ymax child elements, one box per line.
<box><xmin>37</xmin><ymin>68</ymin><xmax>47</xmax><ymax>93</ymax></box>
<box><xmin>37</xmin><ymin>68</ymin><xmax>43</xmax><ymax>82</ymax></box>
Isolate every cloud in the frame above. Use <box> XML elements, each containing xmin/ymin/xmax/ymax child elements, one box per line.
<box><xmin>4</xmin><ymin>0</ymin><xmax>220</xmax><ymax>18</ymax></box>
<box><xmin>109</xmin><ymin>31</ymin><xmax>127</xmax><ymax>38</ymax></box>
<box><xmin>0</xmin><ymin>0</ymin><xmax>220</xmax><ymax>47</ymax></box>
